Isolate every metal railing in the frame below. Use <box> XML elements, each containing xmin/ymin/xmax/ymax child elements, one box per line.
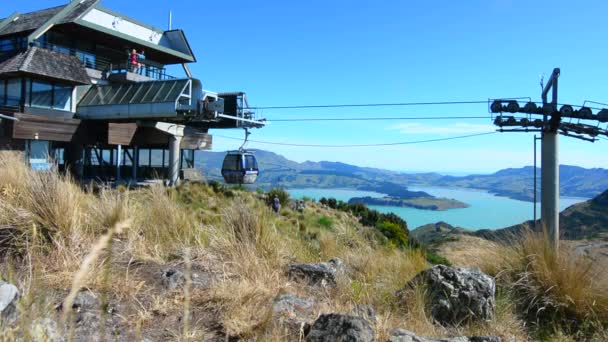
<box><xmin>31</xmin><ymin>41</ymin><xmax>176</xmax><ymax>81</ymax></box>
<box><xmin>114</xmin><ymin>57</ymin><xmax>176</xmax><ymax>80</ymax></box>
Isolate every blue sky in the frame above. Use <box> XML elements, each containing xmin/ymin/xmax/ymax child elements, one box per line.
<box><xmin>8</xmin><ymin>1</ymin><xmax>608</xmax><ymax>173</ymax></box>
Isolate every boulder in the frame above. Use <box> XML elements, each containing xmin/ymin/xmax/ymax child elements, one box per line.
<box><xmin>160</xmin><ymin>268</ymin><xmax>186</xmax><ymax>290</ymax></box>
<box><xmin>60</xmin><ymin>290</ymin><xmax>127</xmax><ymax>342</ymax></box>
<box><xmin>288</xmin><ymin>258</ymin><xmax>345</xmax><ymax>287</ymax></box>
<box><xmin>30</xmin><ymin>318</ymin><xmax>63</xmax><ymax>342</ymax></box>
<box><xmin>272</xmin><ymin>294</ymin><xmax>316</xmax><ymax>338</ymax></box>
<box><xmin>400</xmin><ymin>265</ymin><xmax>495</xmax><ymax>325</ymax></box>
<box><xmin>0</xmin><ymin>280</ymin><xmax>20</xmax><ymax>324</ymax></box>
<box><xmin>388</xmin><ymin>329</ymin><xmax>501</xmax><ymax>342</ymax></box>
<box><xmin>159</xmin><ymin>267</ymin><xmax>214</xmax><ymax>291</ymax></box>
<box><xmin>306</xmin><ymin>313</ymin><xmax>375</xmax><ymax>342</ymax></box>
<box><xmin>351</xmin><ymin>305</ymin><xmax>377</xmax><ymax>325</ymax></box>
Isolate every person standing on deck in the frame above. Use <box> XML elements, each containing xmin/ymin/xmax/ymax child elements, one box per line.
<box><xmin>137</xmin><ymin>50</ymin><xmax>146</xmax><ymax>75</ymax></box>
<box><xmin>130</xmin><ymin>49</ymin><xmax>139</xmax><ymax>73</ymax></box>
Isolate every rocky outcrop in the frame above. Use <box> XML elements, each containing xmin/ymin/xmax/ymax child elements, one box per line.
<box><xmin>351</xmin><ymin>305</ymin><xmax>377</xmax><ymax>325</ymax></box>
<box><xmin>400</xmin><ymin>265</ymin><xmax>495</xmax><ymax>325</ymax></box>
<box><xmin>0</xmin><ymin>280</ymin><xmax>20</xmax><ymax>324</ymax></box>
<box><xmin>306</xmin><ymin>313</ymin><xmax>375</xmax><ymax>342</ymax></box>
<box><xmin>272</xmin><ymin>294</ymin><xmax>316</xmax><ymax>338</ymax></box>
<box><xmin>288</xmin><ymin>258</ymin><xmax>345</xmax><ymax>287</ymax></box>
<box><xmin>388</xmin><ymin>328</ymin><xmax>501</xmax><ymax>342</ymax></box>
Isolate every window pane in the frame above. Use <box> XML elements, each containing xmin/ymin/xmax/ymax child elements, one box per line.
<box><xmin>0</xmin><ymin>81</ymin><xmax>5</xmax><ymax>105</ymax></box>
<box><xmin>222</xmin><ymin>155</ymin><xmax>241</xmax><ymax>170</ymax></box>
<box><xmin>31</xmin><ymin>81</ymin><xmax>52</xmax><ymax>109</ymax></box>
<box><xmin>6</xmin><ymin>79</ymin><xmax>21</xmax><ymax>106</ymax></box>
<box><xmin>244</xmin><ymin>155</ymin><xmax>258</xmax><ymax>170</ymax></box>
<box><xmin>29</xmin><ymin>140</ymin><xmax>50</xmax><ymax>168</ymax></box>
<box><xmin>53</xmin><ymin>85</ymin><xmax>72</xmax><ymax>111</ymax></box>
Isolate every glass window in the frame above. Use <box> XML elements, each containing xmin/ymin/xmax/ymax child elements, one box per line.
<box><xmin>244</xmin><ymin>155</ymin><xmax>258</xmax><ymax>170</ymax></box>
<box><xmin>139</xmin><ymin>149</ymin><xmax>150</xmax><ymax>166</ymax></box>
<box><xmin>181</xmin><ymin>150</ymin><xmax>194</xmax><ymax>168</ymax></box>
<box><xmin>0</xmin><ymin>39</ymin><xmax>11</xmax><ymax>52</ymax></box>
<box><xmin>31</xmin><ymin>81</ymin><xmax>53</xmax><ymax>109</ymax></box>
<box><xmin>6</xmin><ymin>79</ymin><xmax>21</xmax><ymax>106</ymax></box>
<box><xmin>28</xmin><ymin>140</ymin><xmax>51</xmax><ymax>171</ymax></box>
<box><xmin>222</xmin><ymin>155</ymin><xmax>241</xmax><ymax>171</ymax></box>
<box><xmin>53</xmin><ymin>85</ymin><xmax>72</xmax><ymax>111</ymax></box>
<box><xmin>150</xmin><ymin>149</ymin><xmax>164</xmax><ymax>167</ymax></box>
<box><xmin>0</xmin><ymin>80</ymin><xmax>5</xmax><ymax>105</ymax></box>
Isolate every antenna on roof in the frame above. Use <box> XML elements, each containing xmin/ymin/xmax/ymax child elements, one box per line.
<box><xmin>168</xmin><ymin>10</ymin><xmax>172</xmax><ymax>30</ymax></box>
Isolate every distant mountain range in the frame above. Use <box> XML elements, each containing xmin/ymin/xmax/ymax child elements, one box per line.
<box><xmin>195</xmin><ymin>150</ymin><xmax>608</xmax><ymax>201</ymax></box>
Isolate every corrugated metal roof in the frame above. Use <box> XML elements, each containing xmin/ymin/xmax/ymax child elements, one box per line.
<box><xmin>78</xmin><ymin>79</ymin><xmax>190</xmax><ymax>107</ymax></box>
<box><xmin>0</xmin><ymin>46</ymin><xmax>90</xmax><ymax>84</ymax></box>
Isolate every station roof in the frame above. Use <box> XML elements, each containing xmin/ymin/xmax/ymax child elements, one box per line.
<box><xmin>0</xmin><ymin>46</ymin><xmax>90</xmax><ymax>84</ymax></box>
<box><xmin>0</xmin><ymin>0</ymin><xmax>196</xmax><ymax>64</ymax></box>
<box><xmin>79</xmin><ymin>79</ymin><xmax>190</xmax><ymax>107</ymax></box>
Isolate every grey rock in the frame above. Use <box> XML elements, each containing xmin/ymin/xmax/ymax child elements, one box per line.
<box><xmin>351</xmin><ymin>305</ymin><xmax>377</xmax><ymax>325</ymax></box>
<box><xmin>307</xmin><ymin>313</ymin><xmax>375</xmax><ymax>342</ymax></box>
<box><xmin>161</xmin><ymin>268</ymin><xmax>186</xmax><ymax>290</ymax></box>
<box><xmin>400</xmin><ymin>265</ymin><xmax>495</xmax><ymax>325</ymax></box>
<box><xmin>160</xmin><ymin>267</ymin><xmax>213</xmax><ymax>290</ymax></box>
<box><xmin>0</xmin><ymin>280</ymin><xmax>20</xmax><ymax>324</ymax></box>
<box><xmin>288</xmin><ymin>258</ymin><xmax>345</xmax><ymax>287</ymax></box>
<box><xmin>273</xmin><ymin>294</ymin><xmax>316</xmax><ymax>317</ymax></box>
<box><xmin>388</xmin><ymin>328</ymin><xmax>501</xmax><ymax>342</ymax></box>
<box><xmin>62</xmin><ymin>291</ymin><xmax>127</xmax><ymax>342</ymax></box>
<box><xmin>30</xmin><ymin>318</ymin><xmax>64</xmax><ymax>342</ymax></box>
<box><xmin>272</xmin><ymin>294</ymin><xmax>316</xmax><ymax>338</ymax></box>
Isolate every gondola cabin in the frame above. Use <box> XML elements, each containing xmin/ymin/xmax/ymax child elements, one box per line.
<box><xmin>221</xmin><ymin>150</ymin><xmax>259</xmax><ymax>184</ymax></box>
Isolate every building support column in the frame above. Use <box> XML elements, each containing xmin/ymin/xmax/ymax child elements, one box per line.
<box><xmin>116</xmin><ymin>145</ymin><xmax>122</xmax><ymax>182</ymax></box>
<box><xmin>132</xmin><ymin>146</ymin><xmax>138</xmax><ymax>183</ymax></box>
<box><xmin>168</xmin><ymin>135</ymin><xmax>182</xmax><ymax>186</ymax></box>
<box><xmin>141</xmin><ymin>121</ymin><xmax>185</xmax><ymax>187</ymax></box>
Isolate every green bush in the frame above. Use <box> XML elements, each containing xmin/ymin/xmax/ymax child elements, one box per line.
<box><xmin>375</xmin><ymin>220</ymin><xmax>408</xmax><ymax>247</ymax></box>
<box><xmin>266</xmin><ymin>188</ymin><xmax>290</xmax><ymax>206</ymax></box>
<box><xmin>317</xmin><ymin>216</ymin><xmax>333</xmax><ymax>229</ymax></box>
<box><xmin>425</xmin><ymin>250</ymin><xmax>452</xmax><ymax>266</ymax></box>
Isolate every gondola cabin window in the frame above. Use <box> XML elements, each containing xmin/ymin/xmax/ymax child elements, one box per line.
<box><xmin>223</xmin><ymin>154</ymin><xmax>241</xmax><ymax>170</ymax></box>
<box><xmin>244</xmin><ymin>154</ymin><xmax>258</xmax><ymax>171</ymax></box>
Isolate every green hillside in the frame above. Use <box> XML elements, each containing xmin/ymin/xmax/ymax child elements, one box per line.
<box><xmin>196</xmin><ymin>151</ymin><xmax>608</xmax><ymax>201</ymax></box>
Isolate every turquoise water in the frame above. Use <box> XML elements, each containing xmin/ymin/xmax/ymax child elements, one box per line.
<box><xmin>287</xmin><ymin>187</ymin><xmax>588</xmax><ymax>230</ymax></box>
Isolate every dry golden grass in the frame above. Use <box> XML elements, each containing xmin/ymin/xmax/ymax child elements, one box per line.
<box><xmin>1</xmin><ymin>153</ymin><xmax>604</xmax><ymax>341</ymax></box>
<box><xmin>440</xmin><ymin>229</ymin><xmax>608</xmax><ymax>339</ymax></box>
<box><xmin>500</xmin><ymin>231</ymin><xmax>608</xmax><ymax>335</ymax></box>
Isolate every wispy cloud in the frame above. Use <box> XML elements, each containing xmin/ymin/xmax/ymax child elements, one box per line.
<box><xmin>386</xmin><ymin>122</ymin><xmax>495</xmax><ymax>135</ymax></box>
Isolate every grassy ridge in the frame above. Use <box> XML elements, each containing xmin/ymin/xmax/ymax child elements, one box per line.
<box><xmin>0</xmin><ymin>152</ymin><xmax>606</xmax><ymax>340</ymax></box>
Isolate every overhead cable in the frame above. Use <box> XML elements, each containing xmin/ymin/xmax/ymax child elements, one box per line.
<box><xmin>266</xmin><ymin>115</ymin><xmax>489</xmax><ymax>122</ymax></box>
<box><xmin>247</xmin><ymin>100</ymin><xmax>489</xmax><ymax>110</ymax></box>
<box><xmin>213</xmin><ymin>131</ymin><xmax>497</xmax><ymax>148</ymax></box>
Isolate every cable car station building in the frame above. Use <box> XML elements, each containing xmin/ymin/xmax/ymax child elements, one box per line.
<box><xmin>0</xmin><ymin>0</ymin><xmax>260</xmax><ymax>185</ymax></box>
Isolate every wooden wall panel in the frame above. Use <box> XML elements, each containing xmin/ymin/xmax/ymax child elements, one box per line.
<box><xmin>12</xmin><ymin>113</ymin><xmax>80</xmax><ymax>142</ymax></box>
<box><xmin>108</xmin><ymin>123</ymin><xmax>138</xmax><ymax>145</ymax></box>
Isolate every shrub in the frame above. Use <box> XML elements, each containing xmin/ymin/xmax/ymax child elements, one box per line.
<box><xmin>317</xmin><ymin>216</ymin><xmax>333</xmax><ymax>229</ymax></box>
<box><xmin>375</xmin><ymin>220</ymin><xmax>408</xmax><ymax>247</ymax></box>
<box><xmin>425</xmin><ymin>250</ymin><xmax>452</xmax><ymax>266</ymax></box>
<box><xmin>265</xmin><ymin>188</ymin><xmax>290</xmax><ymax>206</ymax></box>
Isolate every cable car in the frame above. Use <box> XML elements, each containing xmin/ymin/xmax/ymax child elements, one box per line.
<box><xmin>221</xmin><ymin>150</ymin><xmax>259</xmax><ymax>184</ymax></box>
